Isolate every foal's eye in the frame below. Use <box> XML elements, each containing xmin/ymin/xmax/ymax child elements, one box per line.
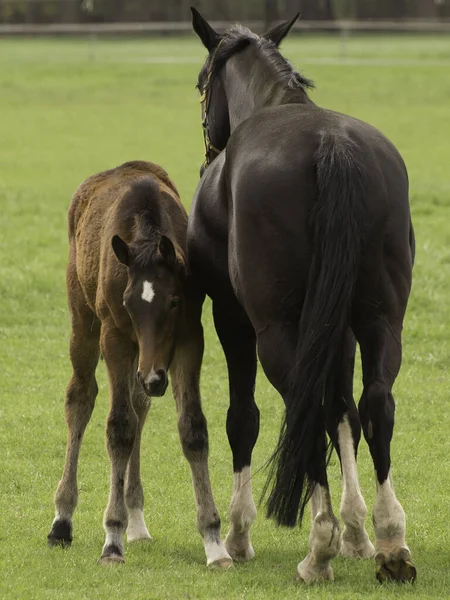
<box><xmin>170</xmin><ymin>297</ymin><xmax>180</xmax><ymax>309</ymax></box>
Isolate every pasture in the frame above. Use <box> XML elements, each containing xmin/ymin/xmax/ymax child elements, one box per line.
<box><xmin>0</xmin><ymin>32</ymin><xmax>450</xmax><ymax>599</ymax></box>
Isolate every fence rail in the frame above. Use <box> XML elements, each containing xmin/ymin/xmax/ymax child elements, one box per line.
<box><xmin>1</xmin><ymin>19</ymin><xmax>450</xmax><ymax>36</ymax></box>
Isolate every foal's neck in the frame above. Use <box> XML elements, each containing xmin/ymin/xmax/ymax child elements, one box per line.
<box><xmin>223</xmin><ymin>47</ymin><xmax>312</xmax><ymax>132</ymax></box>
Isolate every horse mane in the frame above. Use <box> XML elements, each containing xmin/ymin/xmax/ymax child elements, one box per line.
<box><xmin>207</xmin><ymin>23</ymin><xmax>314</xmax><ymax>96</ymax></box>
<box><xmin>119</xmin><ymin>177</ymin><xmax>166</xmax><ymax>268</ymax></box>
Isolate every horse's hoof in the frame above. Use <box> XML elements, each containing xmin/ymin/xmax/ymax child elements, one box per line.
<box><xmin>225</xmin><ymin>534</ymin><xmax>255</xmax><ymax>561</ymax></box>
<box><xmin>98</xmin><ymin>545</ymin><xmax>125</xmax><ymax>565</ymax></box>
<box><xmin>47</xmin><ymin>520</ymin><xmax>72</xmax><ymax>548</ymax></box>
<box><xmin>375</xmin><ymin>549</ymin><xmax>416</xmax><ymax>583</ymax></box>
<box><xmin>208</xmin><ymin>557</ymin><xmax>234</xmax><ymax>569</ymax></box>
<box><xmin>296</xmin><ymin>560</ymin><xmax>334</xmax><ymax>583</ymax></box>
<box><xmin>341</xmin><ymin>538</ymin><xmax>375</xmax><ymax>559</ymax></box>
<box><xmin>127</xmin><ymin>531</ymin><xmax>152</xmax><ymax>543</ymax></box>
<box><xmin>227</xmin><ymin>545</ymin><xmax>255</xmax><ymax>562</ymax></box>
<box><xmin>126</xmin><ymin>510</ymin><xmax>152</xmax><ymax>543</ymax></box>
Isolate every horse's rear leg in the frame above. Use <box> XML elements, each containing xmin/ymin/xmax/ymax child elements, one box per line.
<box><xmin>171</xmin><ymin>318</ymin><xmax>232</xmax><ymax>568</ymax></box>
<box><xmin>257</xmin><ymin>324</ymin><xmax>340</xmax><ymax>582</ymax></box>
<box><xmin>213</xmin><ymin>303</ymin><xmax>259</xmax><ymax>562</ymax></box>
<box><xmin>297</xmin><ymin>476</ymin><xmax>341</xmax><ymax>583</ymax></box>
<box><xmin>99</xmin><ymin>321</ymin><xmax>138</xmax><ymax>564</ymax></box>
<box><xmin>48</xmin><ymin>264</ymin><xmax>100</xmax><ymax>547</ymax></box>
<box><xmin>125</xmin><ymin>388</ymin><xmax>152</xmax><ymax>542</ymax></box>
<box><xmin>357</xmin><ymin>319</ymin><xmax>416</xmax><ymax>582</ymax></box>
<box><xmin>325</xmin><ymin>328</ymin><xmax>374</xmax><ymax>559</ymax></box>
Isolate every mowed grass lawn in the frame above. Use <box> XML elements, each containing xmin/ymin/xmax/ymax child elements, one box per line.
<box><xmin>0</xmin><ymin>33</ymin><xmax>450</xmax><ymax>599</ymax></box>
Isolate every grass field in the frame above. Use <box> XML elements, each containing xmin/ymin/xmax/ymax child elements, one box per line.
<box><xmin>0</xmin><ymin>32</ymin><xmax>450</xmax><ymax>599</ymax></box>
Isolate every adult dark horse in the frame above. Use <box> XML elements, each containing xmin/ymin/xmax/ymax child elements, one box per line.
<box><xmin>188</xmin><ymin>9</ymin><xmax>416</xmax><ymax>583</ymax></box>
<box><xmin>47</xmin><ymin>161</ymin><xmax>231</xmax><ymax>566</ymax></box>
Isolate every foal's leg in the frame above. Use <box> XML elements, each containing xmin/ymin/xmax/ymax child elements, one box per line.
<box><xmin>125</xmin><ymin>387</ymin><xmax>152</xmax><ymax>542</ymax></box>
<box><xmin>357</xmin><ymin>319</ymin><xmax>416</xmax><ymax>582</ymax></box>
<box><xmin>48</xmin><ymin>264</ymin><xmax>100</xmax><ymax>546</ymax></box>
<box><xmin>213</xmin><ymin>303</ymin><xmax>259</xmax><ymax>561</ymax></box>
<box><xmin>325</xmin><ymin>328</ymin><xmax>374</xmax><ymax>559</ymax></box>
<box><xmin>99</xmin><ymin>321</ymin><xmax>138</xmax><ymax>564</ymax></box>
<box><xmin>171</xmin><ymin>319</ymin><xmax>232</xmax><ymax>568</ymax></box>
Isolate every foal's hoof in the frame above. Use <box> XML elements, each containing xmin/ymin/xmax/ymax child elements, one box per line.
<box><xmin>375</xmin><ymin>549</ymin><xmax>416</xmax><ymax>583</ymax></box>
<box><xmin>47</xmin><ymin>520</ymin><xmax>72</xmax><ymax>548</ymax></box>
<box><xmin>98</xmin><ymin>545</ymin><xmax>125</xmax><ymax>565</ymax></box>
<box><xmin>208</xmin><ymin>557</ymin><xmax>234</xmax><ymax>569</ymax></box>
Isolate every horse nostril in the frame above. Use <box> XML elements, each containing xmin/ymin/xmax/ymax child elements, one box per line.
<box><xmin>137</xmin><ymin>370</ymin><xmax>142</xmax><ymax>382</ymax></box>
<box><xmin>156</xmin><ymin>369</ymin><xmax>166</xmax><ymax>384</ymax></box>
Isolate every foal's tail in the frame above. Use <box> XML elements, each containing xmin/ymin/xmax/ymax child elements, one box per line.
<box><xmin>265</xmin><ymin>133</ymin><xmax>367</xmax><ymax>527</ymax></box>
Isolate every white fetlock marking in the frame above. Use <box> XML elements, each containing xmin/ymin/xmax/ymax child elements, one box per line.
<box><xmin>298</xmin><ymin>487</ymin><xmax>340</xmax><ymax>583</ymax></box>
<box><xmin>204</xmin><ymin>539</ymin><xmax>232</xmax><ymax>566</ymax></box>
<box><xmin>229</xmin><ymin>467</ymin><xmax>257</xmax><ymax>532</ymax></box>
<box><xmin>373</xmin><ymin>472</ymin><xmax>407</xmax><ymax>553</ymax></box>
<box><xmin>126</xmin><ymin>508</ymin><xmax>152</xmax><ymax>542</ymax></box>
<box><xmin>225</xmin><ymin>467</ymin><xmax>256</xmax><ymax>560</ymax></box>
<box><xmin>338</xmin><ymin>416</ymin><xmax>373</xmax><ymax>557</ymax></box>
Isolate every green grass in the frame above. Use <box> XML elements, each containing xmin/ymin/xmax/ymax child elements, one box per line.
<box><xmin>1</xmin><ymin>33</ymin><xmax>450</xmax><ymax>599</ymax></box>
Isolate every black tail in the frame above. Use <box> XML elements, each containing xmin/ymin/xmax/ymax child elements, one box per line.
<box><xmin>265</xmin><ymin>133</ymin><xmax>367</xmax><ymax>527</ymax></box>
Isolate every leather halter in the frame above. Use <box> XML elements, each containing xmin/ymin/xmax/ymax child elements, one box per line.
<box><xmin>200</xmin><ymin>40</ymin><xmax>224</xmax><ymax>169</ymax></box>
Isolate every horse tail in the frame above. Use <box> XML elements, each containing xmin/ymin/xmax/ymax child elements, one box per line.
<box><xmin>265</xmin><ymin>132</ymin><xmax>366</xmax><ymax>527</ymax></box>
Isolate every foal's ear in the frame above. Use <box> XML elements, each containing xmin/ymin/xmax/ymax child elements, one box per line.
<box><xmin>262</xmin><ymin>13</ymin><xmax>300</xmax><ymax>47</ymax></box>
<box><xmin>190</xmin><ymin>7</ymin><xmax>221</xmax><ymax>52</ymax></box>
<box><xmin>112</xmin><ymin>235</ymin><xmax>131</xmax><ymax>267</ymax></box>
<box><xmin>158</xmin><ymin>235</ymin><xmax>177</xmax><ymax>267</ymax></box>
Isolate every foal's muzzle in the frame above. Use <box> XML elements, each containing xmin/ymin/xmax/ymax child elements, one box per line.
<box><xmin>137</xmin><ymin>369</ymin><xmax>168</xmax><ymax>397</ymax></box>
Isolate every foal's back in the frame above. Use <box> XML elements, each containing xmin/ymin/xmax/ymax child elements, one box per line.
<box><xmin>68</xmin><ymin>160</ymin><xmax>186</xmax><ymax>319</ymax></box>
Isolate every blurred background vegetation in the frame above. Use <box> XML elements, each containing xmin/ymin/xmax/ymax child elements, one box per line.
<box><xmin>1</xmin><ymin>0</ymin><xmax>449</xmax><ymax>27</ymax></box>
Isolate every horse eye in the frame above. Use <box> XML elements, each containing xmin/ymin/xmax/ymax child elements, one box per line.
<box><xmin>170</xmin><ymin>297</ymin><xmax>180</xmax><ymax>309</ymax></box>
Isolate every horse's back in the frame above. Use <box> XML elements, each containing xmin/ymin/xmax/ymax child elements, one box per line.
<box><xmin>68</xmin><ymin>161</ymin><xmax>182</xmax><ymax>318</ymax></box>
<box><xmin>221</xmin><ymin>104</ymin><xmax>412</xmax><ymax>327</ymax></box>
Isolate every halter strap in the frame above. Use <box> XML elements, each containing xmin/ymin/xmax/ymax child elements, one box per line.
<box><xmin>200</xmin><ymin>39</ymin><xmax>224</xmax><ymax>169</ymax></box>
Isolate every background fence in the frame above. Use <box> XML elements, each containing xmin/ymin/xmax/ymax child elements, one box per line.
<box><xmin>0</xmin><ymin>0</ymin><xmax>449</xmax><ymax>28</ymax></box>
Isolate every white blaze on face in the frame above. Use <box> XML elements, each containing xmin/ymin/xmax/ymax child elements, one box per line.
<box><xmin>141</xmin><ymin>280</ymin><xmax>155</xmax><ymax>304</ymax></box>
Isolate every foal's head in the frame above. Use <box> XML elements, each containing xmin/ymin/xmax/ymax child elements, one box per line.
<box><xmin>191</xmin><ymin>7</ymin><xmax>300</xmax><ymax>170</ymax></box>
<box><xmin>112</xmin><ymin>233</ymin><xmax>185</xmax><ymax>397</ymax></box>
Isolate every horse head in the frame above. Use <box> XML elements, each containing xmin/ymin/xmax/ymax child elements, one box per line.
<box><xmin>112</xmin><ymin>233</ymin><xmax>186</xmax><ymax>397</ymax></box>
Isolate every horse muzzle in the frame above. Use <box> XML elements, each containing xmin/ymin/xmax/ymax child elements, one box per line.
<box><xmin>137</xmin><ymin>368</ymin><xmax>168</xmax><ymax>397</ymax></box>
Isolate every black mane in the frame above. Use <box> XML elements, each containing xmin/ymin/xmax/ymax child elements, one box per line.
<box><xmin>207</xmin><ymin>24</ymin><xmax>314</xmax><ymax>95</ymax></box>
<box><xmin>120</xmin><ymin>177</ymin><xmax>166</xmax><ymax>269</ymax></box>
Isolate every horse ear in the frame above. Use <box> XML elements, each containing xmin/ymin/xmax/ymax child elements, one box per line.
<box><xmin>190</xmin><ymin>6</ymin><xmax>221</xmax><ymax>52</ymax></box>
<box><xmin>158</xmin><ymin>235</ymin><xmax>177</xmax><ymax>267</ymax></box>
<box><xmin>262</xmin><ymin>13</ymin><xmax>300</xmax><ymax>47</ymax></box>
<box><xmin>112</xmin><ymin>235</ymin><xmax>131</xmax><ymax>266</ymax></box>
